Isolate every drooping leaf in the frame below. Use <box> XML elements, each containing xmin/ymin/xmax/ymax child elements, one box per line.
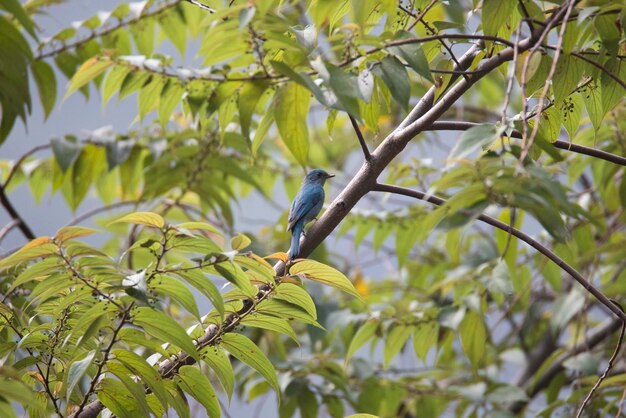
<box><xmin>110</xmin><ymin>212</ymin><xmax>165</xmax><ymax>229</ymax></box>
<box><xmin>346</xmin><ymin>319</ymin><xmax>379</xmax><ymax>362</ymax></box>
<box><xmin>132</xmin><ymin>307</ymin><xmax>199</xmax><ymax>360</ymax></box>
<box><xmin>65</xmin><ymin>351</ymin><xmax>95</xmax><ymax>404</ymax></box>
<box><xmin>220</xmin><ymin>333</ymin><xmax>280</xmax><ymax>395</ymax></box>
<box><xmin>31</xmin><ymin>60</ymin><xmax>56</xmax><ymax>119</ymax></box>
<box><xmin>383</xmin><ymin>324</ymin><xmax>413</xmax><ymax>368</ymax></box>
<box><xmin>372</xmin><ymin>56</ymin><xmax>410</xmax><ymax>110</ymax></box>
<box><xmin>458</xmin><ymin>310</ymin><xmax>487</xmax><ymax>368</ymax></box>
<box><xmin>178</xmin><ymin>366</ymin><xmax>221</xmax><ymax>418</ymax></box>
<box><xmin>289</xmin><ymin>260</ymin><xmax>363</xmax><ymax>300</ymax></box>
<box><xmin>274</xmin><ymin>83</ymin><xmax>310</xmax><ymax>166</ymax></box>
<box><xmin>64</xmin><ymin>57</ymin><xmax>113</xmax><ymax>98</ymax></box>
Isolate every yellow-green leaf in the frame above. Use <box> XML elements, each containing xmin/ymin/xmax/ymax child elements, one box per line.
<box><xmin>289</xmin><ymin>260</ymin><xmax>363</xmax><ymax>300</ymax></box>
<box><xmin>231</xmin><ymin>233</ymin><xmax>251</xmax><ymax>251</ymax></box>
<box><xmin>55</xmin><ymin>226</ymin><xmax>98</xmax><ymax>243</ymax></box>
<box><xmin>458</xmin><ymin>310</ymin><xmax>487</xmax><ymax>368</ymax></box>
<box><xmin>220</xmin><ymin>333</ymin><xmax>280</xmax><ymax>395</ymax></box>
<box><xmin>65</xmin><ymin>57</ymin><xmax>113</xmax><ymax>99</ymax></box>
<box><xmin>274</xmin><ymin>83</ymin><xmax>310</xmax><ymax>166</ymax></box>
<box><xmin>110</xmin><ymin>212</ymin><xmax>165</xmax><ymax>229</ymax></box>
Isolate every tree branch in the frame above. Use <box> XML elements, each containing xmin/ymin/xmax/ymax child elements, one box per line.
<box><xmin>370</xmin><ymin>182</ymin><xmax>626</xmax><ymax>322</ymax></box>
<box><xmin>349</xmin><ymin>115</ymin><xmax>371</xmax><ymax>161</ymax></box>
<box><xmin>425</xmin><ymin>120</ymin><xmax>626</xmax><ymax>166</ymax></box>
<box><xmin>0</xmin><ymin>184</ymin><xmax>35</xmax><ymax>240</ymax></box>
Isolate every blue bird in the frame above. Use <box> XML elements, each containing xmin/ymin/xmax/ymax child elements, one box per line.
<box><xmin>287</xmin><ymin>169</ymin><xmax>334</xmax><ymax>260</ymax></box>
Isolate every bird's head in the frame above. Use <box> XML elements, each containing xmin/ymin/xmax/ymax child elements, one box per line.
<box><xmin>304</xmin><ymin>169</ymin><xmax>334</xmax><ymax>185</ymax></box>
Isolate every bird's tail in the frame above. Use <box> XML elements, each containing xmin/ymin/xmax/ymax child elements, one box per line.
<box><xmin>289</xmin><ymin>222</ymin><xmax>303</xmax><ymax>260</ymax></box>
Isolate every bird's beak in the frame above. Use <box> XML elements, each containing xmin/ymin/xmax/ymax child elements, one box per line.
<box><xmin>326</xmin><ymin>173</ymin><xmax>335</xmax><ymax>179</ymax></box>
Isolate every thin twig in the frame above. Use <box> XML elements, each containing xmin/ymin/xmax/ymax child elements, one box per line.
<box><xmin>64</xmin><ymin>201</ymin><xmax>140</xmax><ymax>227</ymax></box>
<box><xmin>576</xmin><ymin>301</ymin><xmax>626</xmax><ymax>418</ymax></box>
<box><xmin>35</xmin><ymin>1</ymin><xmax>182</xmax><ymax>60</ymax></box>
<box><xmin>349</xmin><ymin>115</ymin><xmax>371</xmax><ymax>161</ymax></box>
<box><xmin>72</xmin><ymin>306</ymin><xmax>132</xmax><ymax>418</ymax></box>
<box><xmin>2</xmin><ymin>144</ymin><xmax>50</xmax><ymax>188</ymax></box>
<box><xmin>0</xmin><ymin>219</ymin><xmax>19</xmax><ymax>244</ymax></box>
<box><xmin>371</xmin><ymin>182</ymin><xmax>626</xmax><ymax>322</ymax></box>
<box><xmin>184</xmin><ymin>0</ymin><xmax>216</xmax><ymax>13</ymax></box>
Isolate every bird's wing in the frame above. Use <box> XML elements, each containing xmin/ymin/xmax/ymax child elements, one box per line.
<box><xmin>287</xmin><ymin>186</ymin><xmax>324</xmax><ymax>232</ymax></box>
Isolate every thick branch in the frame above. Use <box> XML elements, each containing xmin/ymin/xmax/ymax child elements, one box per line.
<box><xmin>426</xmin><ymin>120</ymin><xmax>626</xmax><ymax>166</ymax></box>
<box><xmin>0</xmin><ymin>184</ymin><xmax>35</xmax><ymax>240</ymax></box>
<box><xmin>371</xmin><ymin>182</ymin><xmax>626</xmax><ymax>322</ymax></box>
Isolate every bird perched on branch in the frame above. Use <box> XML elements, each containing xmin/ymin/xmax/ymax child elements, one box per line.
<box><xmin>287</xmin><ymin>169</ymin><xmax>334</xmax><ymax>260</ymax></box>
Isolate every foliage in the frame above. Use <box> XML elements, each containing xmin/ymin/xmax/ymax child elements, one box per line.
<box><xmin>0</xmin><ymin>0</ymin><xmax>626</xmax><ymax>417</ymax></box>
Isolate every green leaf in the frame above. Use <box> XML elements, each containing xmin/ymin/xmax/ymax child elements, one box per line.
<box><xmin>0</xmin><ymin>380</ymin><xmax>37</xmax><ymax>406</ymax></box>
<box><xmin>65</xmin><ymin>350</ymin><xmax>95</xmax><ymax>404</ymax></box>
<box><xmin>270</xmin><ymin>60</ymin><xmax>326</xmax><ymax>105</ymax></box>
<box><xmin>159</xmin><ymin>10</ymin><xmax>187</xmax><ymax>56</ymax></box>
<box><xmin>251</xmin><ymin>107</ymin><xmax>274</xmax><ymax>158</ymax></box>
<box><xmin>482</xmin><ymin>0</ymin><xmax>516</xmax><ymax>37</ymax></box>
<box><xmin>159</xmin><ymin>80</ymin><xmax>184</xmax><ymax>127</ymax></box>
<box><xmin>213</xmin><ymin>262</ymin><xmax>256</xmax><ymax>296</ymax></box>
<box><xmin>449</xmin><ymin>123</ymin><xmax>505</xmax><ymax>160</ymax></box>
<box><xmin>51</xmin><ymin>136</ymin><xmax>81</xmax><ymax>172</ymax></box>
<box><xmin>138</xmin><ymin>76</ymin><xmax>165</xmax><ymax>120</ymax></box>
<box><xmin>110</xmin><ymin>212</ymin><xmax>165</xmax><ymax>228</ymax></box>
<box><xmin>535</xmin><ymin>106</ymin><xmax>562</xmax><ymax>143</ymax></box>
<box><xmin>486</xmin><ymin>385</ymin><xmax>529</xmax><ymax>403</ymax></box>
<box><xmin>552</xmin><ymin>54</ymin><xmax>581</xmax><ymax>104</ymax></box>
<box><xmin>289</xmin><ymin>260</ymin><xmax>363</xmax><ymax>300</ymax></box>
<box><xmin>0</xmin><ymin>239</ymin><xmax>57</xmax><ymax>271</ymax></box>
<box><xmin>64</xmin><ymin>57</ymin><xmax>112</xmax><ymax>98</ymax></box>
<box><xmin>274</xmin><ymin>283</ymin><xmax>317</xmax><ymax>318</ymax></box>
<box><xmin>551</xmin><ymin>288</ymin><xmax>585</xmax><ymax>331</ymax></box>
<box><xmin>257</xmin><ymin>299</ymin><xmax>322</xmax><ymax>328</ymax></box>
<box><xmin>220</xmin><ymin>333</ymin><xmax>280</xmax><ymax>395</ymax></box>
<box><xmin>178</xmin><ymin>366</ymin><xmax>221</xmax><ymax>418</ymax></box>
<box><xmin>113</xmin><ymin>349</ymin><xmax>169</xmax><ymax>411</ymax></box>
<box><xmin>239</xmin><ymin>80</ymin><xmax>269</xmax><ymax>139</ymax></box>
<box><xmin>412</xmin><ymin>322</ymin><xmax>439</xmax><ymax>361</ymax></box>
<box><xmin>346</xmin><ymin>319</ymin><xmax>379</xmax><ymax>362</ymax></box>
<box><xmin>458</xmin><ymin>310</ymin><xmax>487</xmax><ymax>368</ymax></box>
<box><xmin>345</xmin><ymin>414</ymin><xmax>381</xmax><ymax>418</ymax></box>
<box><xmin>388</xmin><ymin>31</ymin><xmax>433</xmax><ymax>82</ymax></box>
<box><xmin>582</xmin><ymin>81</ymin><xmax>604</xmax><ymax>131</ymax></box>
<box><xmin>231</xmin><ymin>233</ymin><xmax>251</xmax><ymax>251</ymax></box>
<box><xmin>383</xmin><ymin>324</ymin><xmax>413</xmax><ymax>368</ymax></box>
<box><xmin>1</xmin><ymin>0</ymin><xmax>36</xmax><ymax>38</ymax></box>
<box><xmin>101</xmin><ymin>65</ymin><xmax>131</xmax><ymax>107</ymax></box>
<box><xmin>561</xmin><ymin>93</ymin><xmax>583</xmax><ymax>139</ymax></box>
<box><xmin>600</xmin><ymin>58</ymin><xmax>626</xmax><ymax>115</ymax></box>
<box><xmin>174</xmin><ymin>270</ymin><xmax>224</xmax><ymax>317</ymax></box>
<box><xmin>241</xmin><ymin>315</ymin><xmax>299</xmax><ymax>343</ymax></box>
<box><xmin>151</xmin><ymin>275</ymin><xmax>201</xmax><ymax>319</ymax></box>
<box><xmin>200</xmin><ymin>346</ymin><xmax>235</xmax><ymax>401</ymax></box>
<box><xmin>97</xmin><ymin>377</ymin><xmax>145</xmax><ymax>418</ymax></box>
<box><xmin>274</xmin><ymin>83</ymin><xmax>310</xmax><ymax>166</ymax></box>
<box><xmin>31</xmin><ymin>61</ymin><xmax>56</xmax><ymax>119</ymax></box>
<box><xmin>325</xmin><ymin>63</ymin><xmax>362</xmax><ymax>118</ymax></box>
<box><xmin>372</xmin><ymin>56</ymin><xmax>410</xmax><ymax>110</ymax></box>
<box><xmin>54</xmin><ymin>225</ymin><xmax>97</xmax><ymax>243</ymax></box>
<box><xmin>175</xmin><ymin>221</ymin><xmax>222</xmax><ymax>235</ymax></box>
<box><xmin>133</xmin><ymin>307</ymin><xmax>199</xmax><ymax>360</ymax></box>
